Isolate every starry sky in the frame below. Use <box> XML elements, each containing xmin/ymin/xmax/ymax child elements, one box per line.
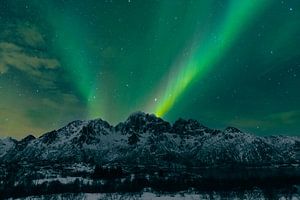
<box><xmin>0</xmin><ymin>0</ymin><xmax>299</xmax><ymax>138</ymax></box>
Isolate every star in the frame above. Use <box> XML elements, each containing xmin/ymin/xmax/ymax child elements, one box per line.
<box><xmin>0</xmin><ymin>0</ymin><xmax>299</xmax><ymax>138</ymax></box>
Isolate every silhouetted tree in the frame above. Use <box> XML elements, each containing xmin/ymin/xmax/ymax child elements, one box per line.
<box><xmin>93</xmin><ymin>165</ymin><xmax>123</xmax><ymax>179</ymax></box>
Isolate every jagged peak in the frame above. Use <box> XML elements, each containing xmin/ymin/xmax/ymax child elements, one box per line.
<box><xmin>224</xmin><ymin>126</ymin><xmax>243</xmax><ymax>133</ymax></box>
<box><xmin>88</xmin><ymin>118</ymin><xmax>112</xmax><ymax>127</ymax></box>
<box><xmin>39</xmin><ymin>130</ymin><xmax>58</xmax><ymax>144</ymax></box>
<box><xmin>79</xmin><ymin>118</ymin><xmax>113</xmax><ymax>137</ymax></box>
<box><xmin>172</xmin><ymin>118</ymin><xmax>207</xmax><ymax>134</ymax></box>
<box><xmin>173</xmin><ymin>118</ymin><xmax>203</xmax><ymax>126</ymax></box>
<box><xmin>116</xmin><ymin>111</ymin><xmax>171</xmax><ymax>134</ymax></box>
<box><xmin>126</xmin><ymin>111</ymin><xmax>162</xmax><ymax>122</ymax></box>
<box><xmin>20</xmin><ymin>134</ymin><xmax>35</xmax><ymax>142</ymax></box>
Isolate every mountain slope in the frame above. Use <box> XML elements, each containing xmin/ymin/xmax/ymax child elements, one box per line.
<box><xmin>0</xmin><ymin>137</ymin><xmax>16</xmax><ymax>158</ymax></box>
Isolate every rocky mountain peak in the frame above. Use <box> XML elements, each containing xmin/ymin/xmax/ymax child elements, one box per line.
<box><xmin>20</xmin><ymin>134</ymin><xmax>35</xmax><ymax>143</ymax></box>
<box><xmin>115</xmin><ymin>111</ymin><xmax>171</xmax><ymax>134</ymax></box>
<box><xmin>87</xmin><ymin>118</ymin><xmax>112</xmax><ymax>132</ymax></box>
<box><xmin>126</xmin><ymin>111</ymin><xmax>159</xmax><ymax>123</ymax></box>
<box><xmin>73</xmin><ymin>118</ymin><xmax>113</xmax><ymax>145</ymax></box>
<box><xmin>16</xmin><ymin>135</ymin><xmax>36</xmax><ymax>151</ymax></box>
<box><xmin>172</xmin><ymin>118</ymin><xmax>208</xmax><ymax>135</ymax></box>
<box><xmin>224</xmin><ymin>126</ymin><xmax>243</xmax><ymax>133</ymax></box>
<box><xmin>39</xmin><ymin>130</ymin><xmax>58</xmax><ymax>145</ymax></box>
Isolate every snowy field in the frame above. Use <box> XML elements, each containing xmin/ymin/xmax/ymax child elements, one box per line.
<box><xmin>7</xmin><ymin>190</ymin><xmax>300</xmax><ymax>200</ymax></box>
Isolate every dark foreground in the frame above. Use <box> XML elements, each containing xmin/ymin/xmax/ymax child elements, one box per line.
<box><xmin>1</xmin><ymin>162</ymin><xmax>300</xmax><ymax>199</ymax></box>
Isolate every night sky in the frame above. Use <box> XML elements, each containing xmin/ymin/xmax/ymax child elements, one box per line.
<box><xmin>0</xmin><ymin>0</ymin><xmax>299</xmax><ymax>138</ymax></box>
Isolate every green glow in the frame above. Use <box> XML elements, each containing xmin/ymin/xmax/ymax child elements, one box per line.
<box><xmin>1</xmin><ymin>0</ymin><xmax>299</xmax><ymax>137</ymax></box>
<box><xmin>152</xmin><ymin>0</ymin><xmax>269</xmax><ymax>117</ymax></box>
<box><xmin>42</xmin><ymin>3</ymin><xmax>103</xmax><ymax>118</ymax></box>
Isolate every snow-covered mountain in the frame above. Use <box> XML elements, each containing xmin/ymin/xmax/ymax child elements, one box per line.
<box><xmin>0</xmin><ymin>137</ymin><xmax>16</xmax><ymax>158</ymax></box>
<box><xmin>0</xmin><ymin>111</ymin><xmax>299</xmax><ymax>167</ymax></box>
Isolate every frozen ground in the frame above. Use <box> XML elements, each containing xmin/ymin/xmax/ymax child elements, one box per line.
<box><xmin>7</xmin><ymin>190</ymin><xmax>300</xmax><ymax>200</ymax></box>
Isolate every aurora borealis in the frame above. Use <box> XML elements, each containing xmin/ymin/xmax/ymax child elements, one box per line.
<box><xmin>0</xmin><ymin>0</ymin><xmax>299</xmax><ymax>138</ymax></box>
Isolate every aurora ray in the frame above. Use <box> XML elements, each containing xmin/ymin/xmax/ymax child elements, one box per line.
<box><xmin>35</xmin><ymin>1</ymin><xmax>103</xmax><ymax>116</ymax></box>
<box><xmin>150</xmin><ymin>0</ymin><xmax>270</xmax><ymax>117</ymax></box>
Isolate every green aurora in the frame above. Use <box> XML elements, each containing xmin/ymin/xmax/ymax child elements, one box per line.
<box><xmin>0</xmin><ymin>0</ymin><xmax>299</xmax><ymax>138</ymax></box>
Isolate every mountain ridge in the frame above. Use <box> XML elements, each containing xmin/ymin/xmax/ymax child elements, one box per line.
<box><xmin>0</xmin><ymin>111</ymin><xmax>299</xmax><ymax>167</ymax></box>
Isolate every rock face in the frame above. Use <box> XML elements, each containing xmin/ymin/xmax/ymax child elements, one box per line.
<box><xmin>115</xmin><ymin>111</ymin><xmax>172</xmax><ymax>134</ymax></box>
<box><xmin>0</xmin><ymin>111</ymin><xmax>299</xmax><ymax>167</ymax></box>
<box><xmin>0</xmin><ymin>137</ymin><xmax>16</xmax><ymax>158</ymax></box>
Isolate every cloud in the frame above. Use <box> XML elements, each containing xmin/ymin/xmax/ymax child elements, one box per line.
<box><xmin>0</xmin><ymin>20</ymin><xmax>85</xmax><ymax>139</ymax></box>
<box><xmin>0</xmin><ymin>42</ymin><xmax>59</xmax><ymax>74</ymax></box>
<box><xmin>17</xmin><ymin>25</ymin><xmax>46</xmax><ymax>47</ymax></box>
<box><xmin>0</xmin><ymin>22</ymin><xmax>61</xmax><ymax>87</ymax></box>
<box><xmin>41</xmin><ymin>93</ymin><xmax>81</xmax><ymax>110</ymax></box>
<box><xmin>0</xmin><ymin>22</ymin><xmax>45</xmax><ymax>48</ymax></box>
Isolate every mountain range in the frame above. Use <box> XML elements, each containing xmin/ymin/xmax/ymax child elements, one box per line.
<box><xmin>1</xmin><ymin>111</ymin><xmax>299</xmax><ymax>167</ymax></box>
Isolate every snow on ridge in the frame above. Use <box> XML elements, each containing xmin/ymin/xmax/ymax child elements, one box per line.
<box><xmin>1</xmin><ymin>112</ymin><xmax>299</xmax><ymax>166</ymax></box>
<box><xmin>0</xmin><ymin>137</ymin><xmax>16</xmax><ymax>158</ymax></box>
